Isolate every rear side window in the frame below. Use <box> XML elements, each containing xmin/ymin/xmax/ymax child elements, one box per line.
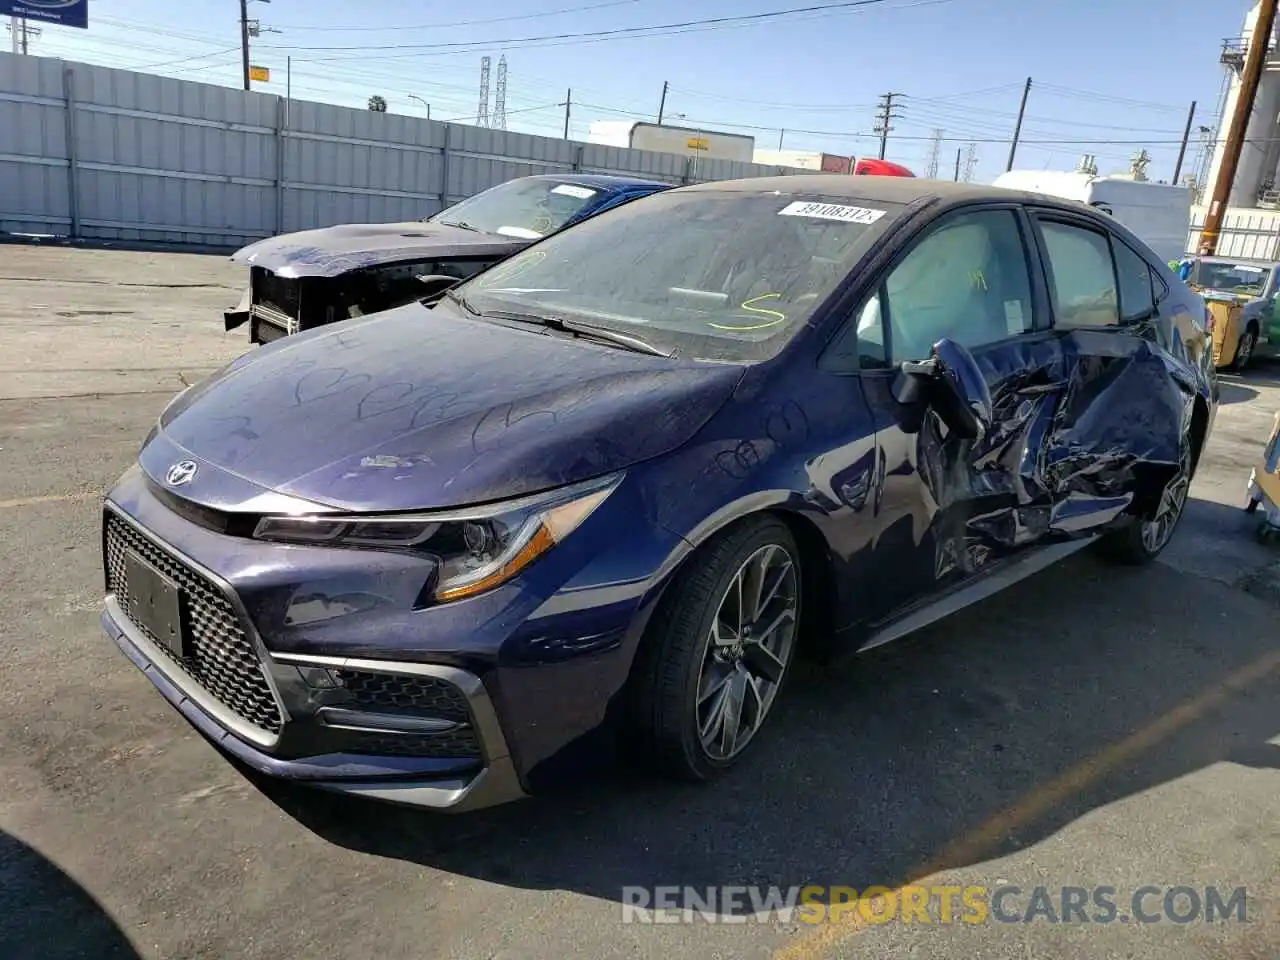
<box><xmin>1039</xmin><ymin>221</ymin><xmax>1120</xmax><ymax>328</ymax></box>
<box><xmin>1114</xmin><ymin>240</ymin><xmax>1155</xmax><ymax>321</ymax></box>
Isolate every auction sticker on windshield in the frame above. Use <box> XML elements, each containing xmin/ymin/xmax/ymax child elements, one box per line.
<box><xmin>778</xmin><ymin>201</ymin><xmax>886</xmax><ymax>224</ymax></box>
<box><xmin>552</xmin><ymin>184</ymin><xmax>597</xmax><ymax>199</ymax></box>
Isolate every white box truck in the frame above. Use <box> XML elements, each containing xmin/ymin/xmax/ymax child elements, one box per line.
<box><xmin>992</xmin><ymin>170</ymin><xmax>1191</xmax><ymax>265</ymax></box>
<box><xmin>587</xmin><ymin>120</ymin><xmax>755</xmax><ymax>163</ymax></box>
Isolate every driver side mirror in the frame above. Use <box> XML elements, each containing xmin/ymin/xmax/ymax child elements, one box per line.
<box><xmin>891</xmin><ymin>338</ymin><xmax>993</xmax><ymax>440</ymax></box>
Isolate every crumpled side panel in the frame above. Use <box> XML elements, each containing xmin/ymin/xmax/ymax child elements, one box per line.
<box><xmin>918</xmin><ymin>328</ymin><xmax>1192</xmax><ymax>580</ymax></box>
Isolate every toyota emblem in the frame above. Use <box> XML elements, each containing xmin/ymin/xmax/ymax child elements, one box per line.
<box><xmin>165</xmin><ymin>460</ymin><xmax>198</xmax><ymax>486</ymax></box>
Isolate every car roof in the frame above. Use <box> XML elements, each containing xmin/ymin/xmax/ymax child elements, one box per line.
<box><xmin>673</xmin><ymin>173</ymin><xmax>1101</xmax><ymax>213</ymax></box>
<box><xmin>525</xmin><ymin>172</ymin><xmax>672</xmax><ymax>191</ymax></box>
<box><xmin>1196</xmin><ymin>255</ymin><xmax>1278</xmax><ymax>267</ymax></box>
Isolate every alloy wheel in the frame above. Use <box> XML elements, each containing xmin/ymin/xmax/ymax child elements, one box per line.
<box><xmin>1237</xmin><ymin>330</ymin><xmax>1256</xmax><ymax>368</ymax></box>
<box><xmin>1141</xmin><ymin>450</ymin><xmax>1192</xmax><ymax>554</ymax></box>
<box><xmin>695</xmin><ymin>543</ymin><xmax>799</xmax><ymax>761</ymax></box>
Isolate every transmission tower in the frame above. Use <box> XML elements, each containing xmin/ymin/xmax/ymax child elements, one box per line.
<box><xmin>492</xmin><ymin>56</ymin><xmax>508</xmax><ymax>130</ymax></box>
<box><xmin>962</xmin><ymin>143</ymin><xmax>978</xmax><ymax>182</ymax></box>
<box><xmin>476</xmin><ymin>55</ymin><xmax>491</xmax><ymax>127</ymax></box>
<box><xmin>924</xmin><ymin>128</ymin><xmax>944</xmax><ymax>179</ymax></box>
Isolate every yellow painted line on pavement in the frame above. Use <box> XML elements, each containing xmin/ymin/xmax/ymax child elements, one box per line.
<box><xmin>773</xmin><ymin>646</ymin><xmax>1280</xmax><ymax>960</ymax></box>
<box><xmin>0</xmin><ymin>492</ymin><xmax>100</xmax><ymax>510</ymax></box>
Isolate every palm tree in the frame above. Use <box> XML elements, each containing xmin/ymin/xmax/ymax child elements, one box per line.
<box><xmin>368</xmin><ymin>95</ymin><xmax>387</xmax><ymax>113</ymax></box>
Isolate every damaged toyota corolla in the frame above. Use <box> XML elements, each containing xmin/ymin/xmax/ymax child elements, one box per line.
<box><xmin>223</xmin><ymin>173</ymin><xmax>670</xmax><ymax>344</ymax></box>
<box><xmin>102</xmin><ymin>176</ymin><xmax>1216</xmax><ymax>811</ymax></box>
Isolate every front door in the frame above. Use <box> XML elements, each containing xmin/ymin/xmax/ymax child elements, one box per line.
<box><xmin>847</xmin><ymin>204</ymin><xmax>1065</xmax><ymax>626</ymax></box>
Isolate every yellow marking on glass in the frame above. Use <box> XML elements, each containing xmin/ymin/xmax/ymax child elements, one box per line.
<box><xmin>708</xmin><ymin>293</ymin><xmax>789</xmax><ymax>331</ymax></box>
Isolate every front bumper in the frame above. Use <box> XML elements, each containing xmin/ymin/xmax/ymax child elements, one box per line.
<box><xmin>101</xmin><ymin>505</ymin><xmax>526</xmax><ymax>812</ymax></box>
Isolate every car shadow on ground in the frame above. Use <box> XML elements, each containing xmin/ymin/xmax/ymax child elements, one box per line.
<box><xmin>0</xmin><ymin>831</ymin><xmax>141</xmax><ymax>959</ymax></box>
<box><xmin>255</xmin><ymin>533</ymin><xmax>1280</xmax><ymax>911</ymax></box>
<box><xmin>1217</xmin><ymin>381</ymin><xmax>1259</xmax><ymax>406</ymax></box>
<box><xmin>1221</xmin><ymin>357</ymin><xmax>1280</xmax><ymax>393</ymax></box>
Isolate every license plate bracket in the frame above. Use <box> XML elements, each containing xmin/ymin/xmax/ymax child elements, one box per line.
<box><xmin>124</xmin><ymin>550</ymin><xmax>189</xmax><ymax>659</ymax></box>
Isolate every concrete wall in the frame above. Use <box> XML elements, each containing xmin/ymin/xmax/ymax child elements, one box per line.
<box><xmin>0</xmin><ymin>52</ymin><xmax>802</xmax><ymax>249</ymax></box>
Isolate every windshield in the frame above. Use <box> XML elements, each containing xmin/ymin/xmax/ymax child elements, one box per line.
<box><xmin>1192</xmin><ymin>260</ymin><xmax>1270</xmax><ymax>296</ymax></box>
<box><xmin>457</xmin><ymin>190</ymin><xmax>905</xmax><ymax>361</ymax></box>
<box><xmin>427</xmin><ymin>178</ymin><xmax>604</xmax><ymax>239</ymax></box>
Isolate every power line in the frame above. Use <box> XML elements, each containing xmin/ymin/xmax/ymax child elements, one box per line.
<box><xmin>271</xmin><ymin>0</ymin><xmax>937</xmax><ymax>53</ymax></box>
<box><xmin>1033</xmin><ymin>82</ymin><xmax>1185</xmax><ymax>113</ymax></box>
<box><xmin>131</xmin><ymin>45</ymin><xmax>243</xmax><ymax>71</ymax></box>
<box><xmin>269</xmin><ymin>0</ymin><xmax>646</xmax><ymax>31</ymax></box>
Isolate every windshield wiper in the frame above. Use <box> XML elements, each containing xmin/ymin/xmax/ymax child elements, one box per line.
<box><xmin>436</xmin><ymin>219</ymin><xmax>483</xmax><ymax>233</ymax></box>
<box><xmin>445</xmin><ymin>289</ymin><xmax>483</xmax><ymax>316</ymax></box>
<box><xmin>482</xmin><ymin>309</ymin><xmax>673</xmax><ymax>358</ymax></box>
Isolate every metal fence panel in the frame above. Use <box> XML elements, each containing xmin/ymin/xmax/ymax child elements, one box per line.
<box><xmin>0</xmin><ymin>51</ymin><xmax>810</xmax><ymax>248</ymax></box>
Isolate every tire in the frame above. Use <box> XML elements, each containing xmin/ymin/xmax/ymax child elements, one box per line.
<box><xmin>628</xmin><ymin>517</ymin><xmax>802</xmax><ymax>782</ymax></box>
<box><xmin>1097</xmin><ymin>443</ymin><xmax>1193</xmax><ymax>565</ymax></box>
<box><xmin>1231</xmin><ymin>327</ymin><xmax>1258</xmax><ymax>371</ymax></box>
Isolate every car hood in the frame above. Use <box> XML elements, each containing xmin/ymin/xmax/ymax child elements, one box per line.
<box><xmin>148</xmin><ymin>303</ymin><xmax>745</xmax><ymax>512</ymax></box>
<box><xmin>230</xmin><ymin>221</ymin><xmax>525</xmax><ymax>278</ymax></box>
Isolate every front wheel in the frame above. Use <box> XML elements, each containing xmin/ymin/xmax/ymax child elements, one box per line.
<box><xmin>629</xmin><ymin>517</ymin><xmax>802</xmax><ymax>781</ymax></box>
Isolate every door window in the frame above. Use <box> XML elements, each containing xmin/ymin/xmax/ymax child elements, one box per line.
<box><xmin>1113</xmin><ymin>240</ymin><xmax>1156</xmax><ymax>322</ymax></box>
<box><xmin>879</xmin><ymin>210</ymin><xmax>1035</xmax><ymax>362</ymax></box>
<box><xmin>1039</xmin><ymin>221</ymin><xmax>1120</xmax><ymax>327</ymax></box>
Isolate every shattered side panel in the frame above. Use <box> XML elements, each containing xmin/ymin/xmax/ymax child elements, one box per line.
<box><xmin>860</xmin><ymin>325</ymin><xmax>1193</xmax><ymax>610</ymax></box>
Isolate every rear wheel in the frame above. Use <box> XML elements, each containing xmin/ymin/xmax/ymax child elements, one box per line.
<box><xmin>1097</xmin><ymin>445</ymin><xmax>1192</xmax><ymax>564</ymax></box>
<box><xmin>629</xmin><ymin>518</ymin><xmax>802</xmax><ymax>781</ymax></box>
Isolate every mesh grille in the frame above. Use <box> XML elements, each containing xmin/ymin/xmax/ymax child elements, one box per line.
<box><xmin>340</xmin><ymin>729</ymin><xmax>481</xmax><ymax>759</ymax></box>
<box><xmin>334</xmin><ymin>671</ymin><xmax>481</xmax><ymax>759</ymax></box>
<box><xmin>104</xmin><ymin>513</ymin><xmax>283</xmax><ymax>736</ymax></box>
<box><xmin>336</xmin><ymin>671</ymin><xmax>472</xmax><ymax>723</ymax></box>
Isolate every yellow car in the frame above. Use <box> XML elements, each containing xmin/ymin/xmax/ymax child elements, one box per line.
<box><xmin>1183</xmin><ymin>257</ymin><xmax>1279</xmax><ymax>370</ymax></box>
<box><xmin>1246</xmin><ymin>410</ymin><xmax>1280</xmax><ymax>542</ymax></box>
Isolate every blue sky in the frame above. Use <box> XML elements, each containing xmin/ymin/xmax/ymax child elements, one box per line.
<box><xmin>18</xmin><ymin>0</ymin><xmax>1250</xmax><ymax>185</ymax></box>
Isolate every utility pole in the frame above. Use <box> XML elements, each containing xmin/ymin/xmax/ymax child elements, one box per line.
<box><xmin>873</xmin><ymin>92</ymin><xmax>903</xmax><ymax>161</ymax></box>
<box><xmin>563</xmin><ymin>88</ymin><xmax>571</xmax><ymax>139</ymax></box>
<box><xmin>954</xmin><ymin>147</ymin><xmax>962</xmax><ymax>181</ymax></box>
<box><xmin>778</xmin><ymin>129</ymin><xmax>785</xmax><ymax>150</ymax></box>
<box><xmin>1005</xmin><ymin>76</ymin><xmax>1032</xmax><ymax>172</ymax></box>
<box><xmin>9</xmin><ymin>16</ymin><xmax>38</xmax><ymax>54</ymax></box>
<box><xmin>239</xmin><ymin>0</ymin><xmax>251</xmax><ymax>91</ymax></box>
<box><xmin>657</xmin><ymin>80</ymin><xmax>668</xmax><ymax>124</ymax></box>
<box><xmin>1172</xmin><ymin>100</ymin><xmax>1197</xmax><ymax>184</ymax></box>
<box><xmin>1201</xmin><ymin>0</ymin><xmax>1278</xmax><ymax>254</ymax></box>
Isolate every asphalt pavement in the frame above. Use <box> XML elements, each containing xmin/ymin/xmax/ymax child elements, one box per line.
<box><xmin>0</xmin><ymin>245</ymin><xmax>1276</xmax><ymax>960</ymax></box>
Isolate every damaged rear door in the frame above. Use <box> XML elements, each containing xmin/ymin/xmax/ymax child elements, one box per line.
<box><xmin>842</xmin><ymin>199</ymin><xmax>1195</xmax><ymax>631</ymax></box>
<box><xmin>1024</xmin><ymin>206</ymin><xmax>1195</xmax><ymax>534</ymax></box>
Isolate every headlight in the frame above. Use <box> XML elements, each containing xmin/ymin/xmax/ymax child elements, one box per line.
<box><xmin>252</xmin><ymin>473</ymin><xmax>622</xmax><ymax>602</ymax></box>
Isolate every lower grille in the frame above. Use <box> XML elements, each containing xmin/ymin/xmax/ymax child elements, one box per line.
<box><xmin>341</xmin><ymin>728</ymin><xmax>482</xmax><ymax>759</ymax></box>
<box><xmin>334</xmin><ymin>670</ymin><xmax>481</xmax><ymax>758</ymax></box>
<box><xmin>104</xmin><ymin>512</ymin><xmax>284</xmax><ymax>736</ymax></box>
<box><xmin>337</xmin><ymin>671</ymin><xmax>473</xmax><ymax>723</ymax></box>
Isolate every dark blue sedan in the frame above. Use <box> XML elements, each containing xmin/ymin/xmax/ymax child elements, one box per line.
<box><xmin>224</xmin><ymin>173</ymin><xmax>671</xmax><ymax>344</ymax></box>
<box><xmin>102</xmin><ymin>176</ymin><xmax>1217</xmax><ymax>811</ymax></box>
